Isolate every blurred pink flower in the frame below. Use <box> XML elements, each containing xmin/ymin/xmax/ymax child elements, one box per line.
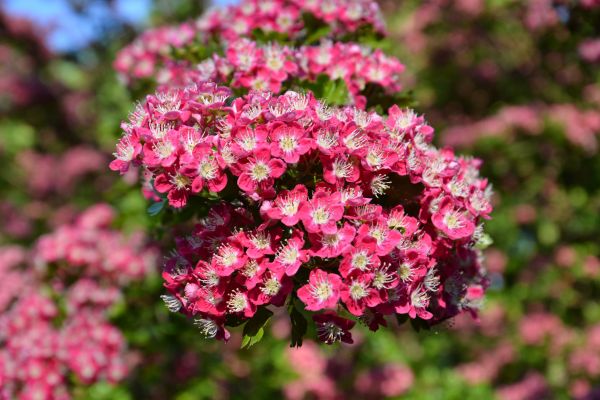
<box><xmin>496</xmin><ymin>373</ymin><xmax>549</xmax><ymax>400</ymax></box>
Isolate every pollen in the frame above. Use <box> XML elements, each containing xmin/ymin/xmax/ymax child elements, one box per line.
<box><xmin>310</xmin><ymin>280</ymin><xmax>334</xmax><ymax>302</ymax></box>
<box><xmin>226</xmin><ymin>289</ymin><xmax>248</xmax><ymax>313</ymax></box>
<box><xmin>279</xmin><ymin>134</ymin><xmax>298</xmax><ymax>152</ymax></box>
<box><xmin>351</xmin><ymin>251</ymin><xmax>370</xmax><ymax>271</ymax></box>
<box><xmin>199</xmin><ymin>159</ymin><xmax>218</xmax><ymax>179</ymax></box>
<box><xmin>250</xmin><ymin>161</ymin><xmax>270</xmax><ymax>182</ymax></box>
<box><xmin>311</xmin><ymin>207</ymin><xmax>330</xmax><ymax>225</ymax></box>
<box><xmin>261</xmin><ymin>275</ymin><xmax>282</xmax><ymax>296</ymax></box>
<box><xmin>349</xmin><ymin>281</ymin><xmax>368</xmax><ymax>300</ymax></box>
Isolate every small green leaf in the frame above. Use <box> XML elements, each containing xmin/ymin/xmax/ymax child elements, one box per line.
<box><xmin>241</xmin><ymin>327</ymin><xmax>265</xmax><ymax>349</ymax></box>
<box><xmin>147</xmin><ymin>200</ymin><xmax>166</xmax><ymax>216</ymax></box>
<box><xmin>241</xmin><ymin>307</ymin><xmax>273</xmax><ymax>349</ymax></box>
<box><xmin>323</xmin><ymin>78</ymin><xmax>350</xmax><ymax>106</ymax></box>
<box><xmin>475</xmin><ymin>233</ymin><xmax>493</xmax><ymax>250</ymax></box>
<box><xmin>305</xmin><ymin>25</ymin><xmax>331</xmax><ymax>44</ymax></box>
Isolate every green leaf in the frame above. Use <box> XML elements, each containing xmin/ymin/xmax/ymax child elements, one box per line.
<box><xmin>147</xmin><ymin>200</ymin><xmax>166</xmax><ymax>216</ymax></box>
<box><xmin>289</xmin><ymin>303</ymin><xmax>308</xmax><ymax>348</ymax></box>
<box><xmin>241</xmin><ymin>327</ymin><xmax>265</xmax><ymax>349</ymax></box>
<box><xmin>241</xmin><ymin>307</ymin><xmax>273</xmax><ymax>349</ymax></box>
<box><xmin>305</xmin><ymin>25</ymin><xmax>332</xmax><ymax>44</ymax></box>
<box><xmin>323</xmin><ymin>78</ymin><xmax>350</xmax><ymax>106</ymax></box>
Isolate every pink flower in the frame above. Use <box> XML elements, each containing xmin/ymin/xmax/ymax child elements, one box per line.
<box><xmin>109</xmin><ymin>132</ymin><xmax>141</xmax><ymax>173</ymax></box>
<box><xmin>269</xmin><ymin>122</ymin><xmax>312</xmax><ymax>163</ymax></box>
<box><xmin>249</xmin><ymin>269</ymin><xmax>293</xmax><ymax>306</ymax></box>
<box><xmin>180</xmin><ymin>145</ymin><xmax>228</xmax><ymax>193</ymax></box>
<box><xmin>299</xmin><ymin>190</ymin><xmax>344</xmax><ymax>234</ymax></box>
<box><xmin>154</xmin><ymin>169</ymin><xmax>191</xmax><ymax>208</ymax></box>
<box><xmin>225</xmin><ymin>287</ymin><xmax>256</xmax><ymax>318</ymax></box>
<box><xmin>211</xmin><ymin>241</ymin><xmax>247</xmax><ymax>276</ymax></box>
<box><xmin>340</xmin><ymin>274</ymin><xmax>382</xmax><ymax>316</ymax></box>
<box><xmin>339</xmin><ymin>248</ymin><xmax>379</xmax><ymax>278</ymax></box>
<box><xmin>392</xmin><ymin>284</ymin><xmax>433</xmax><ymax>320</ymax></box>
<box><xmin>297</xmin><ymin>269</ymin><xmax>342</xmax><ymax>311</ymax></box>
<box><xmin>272</xmin><ymin>231</ymin><xmax>309</xmax><ymax>276</ymax></box>
<box><xmin>356</xmin><ymin>218</ymin><xmax>403</xmax><ymax>256</ymax></box>
<box><xmin>261</xmin><ymin>184</ymin><xmax>308</xmax><ymax>226</ymax></box>
<box><xmin>142</xmin><ymin>130</ymin><xmax>180</xmax><ymax>168</ymax></box>
<box><xmin>308</xmin><ymin>223</ymin><xmax>356</xmax><ymax>258</ymax></box>
<box><xmin>236</xmin><ymin>229</ymin><xmax>279</xmax><ymax>259</ymax></box>
<box><xmin>313</xmin><ymin>312</ymin><xmax>355</xmax><ymax>345</ymax></box>
<box><xmin>237</xmin><ymin>149</ymin><xmax>286</xmax><ymax>195</ymax></box>
<box><xmin>431</xmin><ymin>197</ymin><xmax>476</xmax><ymax>240</ymax></box>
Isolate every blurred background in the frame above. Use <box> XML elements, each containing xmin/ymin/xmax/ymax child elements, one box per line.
<box><xmin>0</xmin><ymin>0</ymin><xmax>599</xmax><ymax>399</ymax></box>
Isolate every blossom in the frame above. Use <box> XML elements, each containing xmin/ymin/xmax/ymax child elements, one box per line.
<box><xmin>237</xmin><ymin>149</ymin><xmax>287</xmax><ymax>195</ymax></box>
<box><xmin>180</xmin><ymin>144</ymin><xmax>228</xmax><ymax>193</ymax></box>
<box><xmin>431</xmin><ymin>197</ymin><xmax>476</xmax><ymax>240</ymax></box>
<box><xmin>110</xmin><ymin>1</ymin><xmax>493</xmax><ymax>345</ymax></box>
<box><xmin>299</xmin><ymin>190</ymin><xmax>344</xmax><ymax>234</ymax></box>
<box><xmin>340</xmin><ymin>274</ymin><xmax>382</xmax><ymax>316</ymax></box>
<box><xmin>261</xmin><ymin>184</ymin><xmax>308</xmax><ymax>226</ymax></box>
<box><xmin>269</xmin><ymin>122</ymin><xmax>312</xmax><ymax>163</ymax></box>
<box><xmin>313</xmin><ymin>312</ymin><xmax>355</xmax><ymax>344</ymax></box>
<box><xmin>297</xmin><ymin>269</ymin><xmax>342</xmax><ymax>311</ymax></box>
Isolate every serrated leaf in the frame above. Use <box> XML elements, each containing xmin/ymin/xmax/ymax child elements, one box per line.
<box><xmin>147</xmin><ymin>200</ymin><xmax>166</xmax><ymax>216</ymax></box>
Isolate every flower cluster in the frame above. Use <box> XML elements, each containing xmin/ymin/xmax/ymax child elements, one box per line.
<box><xmin>112</xmin><ymin>83</ymin><xmax>492</xmax><ymax>344</ymax></box>
<box><xmin>114</xmin><ymin>0</ymin><xmax>401</xmax><ymax>107</ymax></box>
<box><xmin>113</xmin><ymin>22</ymin><xmax>196</xmax><ymax>81</ymax></box>
<box><xmin>0</xmin><ymin>205</ymin><xmax>157</xmax><ymax>399</ymax></box>
<box><xmin>153</xmin><ymin>39</ymin><xmax>404</xmax><ymax>107</ymax></box>
<box><xmin>115</xmin><ymin>0</ymin><xmax>386</xmax><ymax>81</ymax></box>
<box><xmin>198</xmin><ymin>0</ymin><xmax>385</xmax><ymax>41</ymax></box>
<box><xmin>34</xmin><ymin>204</ymin><xmax>153</xmax><ymax>282</ymax></box>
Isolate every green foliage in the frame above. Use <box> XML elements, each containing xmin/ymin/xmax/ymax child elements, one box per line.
<box><xmin>242</xmin><ymin>307</ymin><xmax>273</xmax><ymax>349</ymax></box>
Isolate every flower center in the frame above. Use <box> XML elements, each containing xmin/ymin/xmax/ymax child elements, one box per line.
<box><xmin>352</xmin><ymin>252</ymin><xmax>370</xmax><ymax>270</ymax></box>
<box><xmin>171</xmin><ymin>173</ymin><xmax>190</xmax><ymax>189</ymax></box>
<box><xmin>443</xmin><ymin>212</ymin><xmax>464</xmax><ymax>229</ymax></box>
<box><xmin>349</xmin><ymin>282</ymin><xmax>368</xmax><ymax>300</ymax></box>
<box><xmin>312</xmin><ymin>207</ymin><xmax>330</xmax><ymax>225</ymax></box>
<box><xmin>278</xmin><ymin>196</ymin><xmax>300</xmax><ymax>216</ymax></box>
<box><xmin>322</xmin><ymin>233</ymin><xmax>340</xmax><ymax>247</ymax></box>
<box><xmin>241</xmin><ymin>260</ymin><xmax>260</xmax><ymax>278</ymax></box>
<box><xmin>215</xmin><ymin>245</ymin><xmax>238</xmax><ymax>267</ymax></box>
<box><xmin>278</xmin><ymin>244</ymin><xmax>299</xmax><ymax>264</ymax></box>
<box><xmin>279</xmin><ymin>135</ymin><xmax>297</xmax><ymax>152</ymax></box>
<box><xmin>332</xmin><ymin>158</ymin><xmax>352</xmax><ymax>178</ymax></box>
<box><xmin>194</xmin><ymin>318</ymin><xmax>218</xmax><ymax>338</ymax></box>
<box><xmin>369</xmin><ymin>227</ymin><xmax>386</xmax><ymax>244</ymax></box>
<box><xmin>250</xmin><ymin>162</ymin><xmax>270</xmax><ymax>182</ymax></box>
<box><xmin>154</xmin><ymin>140</ymin><xmax>174</xmax><ymax>159</ymax></box>
<box><xmin>261</xmin><ymin>276</ymin><xmax>282</xmax><ymax>296</ymax></box>
<box><xmin>398</xmin><ymin>263</ymin><xmax>414</xmax><ymax>282</ymax></box>
<box><xmin>311</xmin><ymin>281</ymin><xmax>333</xmax><ymax>302</ymax></box>
<box><xmin>199</xmin><ymin>160</ymin><xmax>218</xmax><ymax>179</ymax></box>
<box><xmin>250</xmin><ymin>232</ymin><xmax>270</xmax><ymax>249</ymax></box>
<box><xmin>317</xmin><ymin>322</ymin><xmax>343</xmax><ymax>344</ymax></box>
<box><xmin>227</xmin><ymin>290</ymin><xmax>248</xmax><ymax>313</ymax></box>
<box><xmin>267</xmin><ymin>55</ymin><xmax>284</xmax><ymax>71</ymax></box>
